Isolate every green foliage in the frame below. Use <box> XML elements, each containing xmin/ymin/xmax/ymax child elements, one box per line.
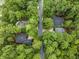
<box><xmin>75</xmin><ymin>39</ymin><xmax>79</xmax><ymax>44</ymax></box>
<box><xmin>44</xmin><ymin>0</ymin><xmax>79</xmax><ymax>32</ymax></box>
<box><xmin>42</xmin><ymin>31</ymin><xmax>78</xmax><ymax>59</ymax></box>
<box><xmin>48</xmin><ymin>54</ymin><xmax>57</xmax><ymax>59</ymax></box>
<box><xmin>0</xmin><ymin>0</ymin><xmax>39</xmax><ymax>59</ymax></box>
<box><xmin>64</xmin><ymin>20</ymin><xmax>72</xmax><ymax>27</ymax></box>
<box><xmin>0</xmin><ymin>45</ymin><xmax>16</xmax><ymax>59</ymax></box>
<box><xmin>32</xmin><ymin>38</ymin><xmax>42</xmax><ymax>50</ymax></box>
<box><xmin>32</xmin><ymin>53</ymin><xmax>41</xmax><ymax>59</ymax></box>
<box><xmin>2</xmin><ymin>0</ymin><xmax>29</xmax><ymax>22</ymax></box>
<box><xmin>43</xmin><ymin>18</ymin><xmax>53</xmax><ymax>29</ymax></box>
<box><xmin>0</xmin><ymin>0</ymin><xmax>79</xmax><ymax>59</ymax></box>
<box><xmin>15</xmin><ymin>45</ymin><xmax>34</xmax><ymax>59</ymax></box>
<box><xmin>44</xmin><ymin>0</ymin><xmax>72</xmax><ymax>17</ymax></box>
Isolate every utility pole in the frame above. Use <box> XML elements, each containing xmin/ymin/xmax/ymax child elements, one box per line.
<box><xmin>38</xmin><ymin>0</ymin><xmax>43</xmax><ymax>37</ymax></box>
<box><xmin>38</xmin><ymin>0</ymin><xmax>44</xmax><ymax>59</ymax></box>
